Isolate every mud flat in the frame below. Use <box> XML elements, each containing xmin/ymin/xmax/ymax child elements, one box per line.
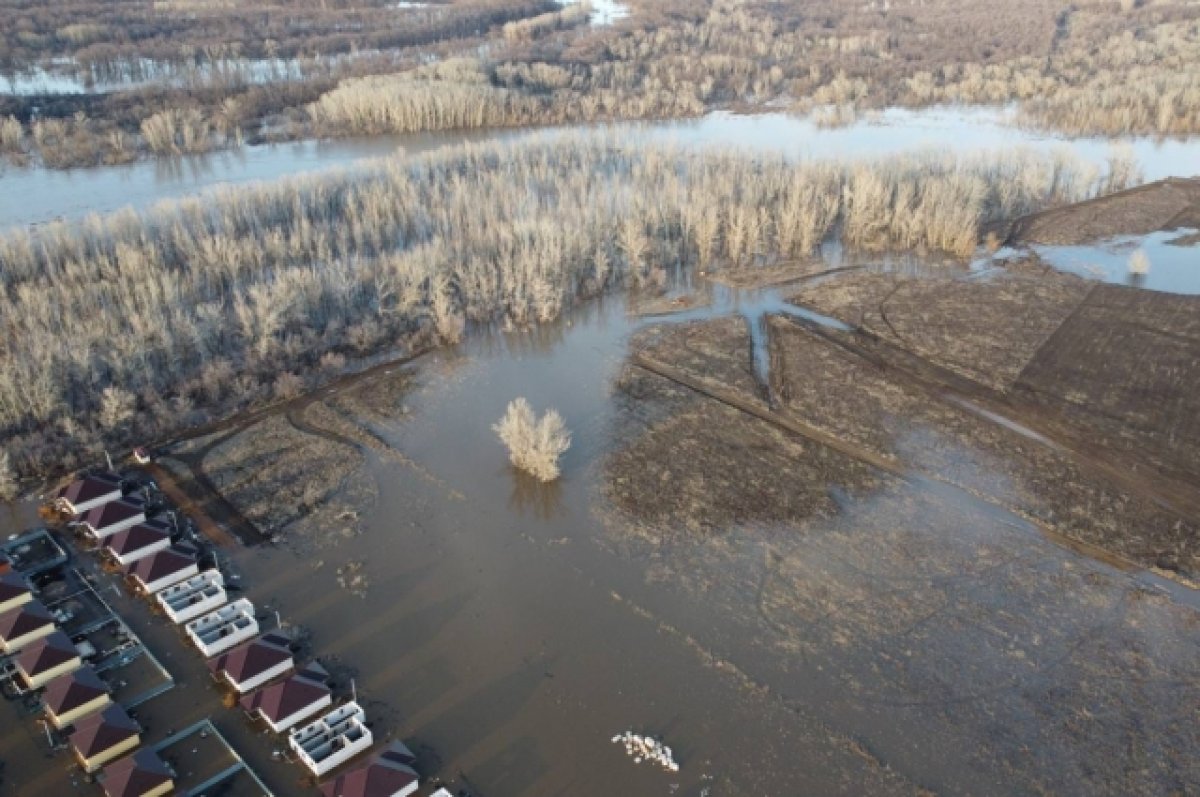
<box><xmin>790</xmin><ymin>256</ymin><xmax>1093</xmax><ymax>390</ymax></box>
<box><xmin>1013</xmin><ymin>284</ymin><xmax>1200</xmax><ymax>490</ymax></box>
<box><xmin>1007</xmin><ymin>177</ymin><xmax>1200</xmax><ymax>245</ymax></box>
<box><xmin>179</xmin><ymin>411</ymin><xmax>375</xmax><ymax>550</ymax></box>
<box><xmin>780</xmin><ymin>257</ymin><xmax>1200</xmax><ymax>576</ymax></box>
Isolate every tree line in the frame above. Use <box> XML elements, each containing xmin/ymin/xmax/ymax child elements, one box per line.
<box><xmin>0</xmin><ymin>137</ymin><xmax>1119</xmax><ymax>482</ymax></box>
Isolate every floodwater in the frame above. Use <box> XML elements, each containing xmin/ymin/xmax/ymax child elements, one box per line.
<box><xmin>5</xmin><ymin>106</ymin><xmax>1200</xmax><ymax>232</ymax></box>
<box><xmin>194</xmin><ymin>269</ymin><xmax>1199</xmax><ymax>796</ymax></box>
<box><xmin>0</xmin><ymin>57</ymin><xmax>309</xmax><ymax>96</ymax></box>
<box><xmin>1026</xmin><ymin>228</ymin><xmax>1200</xmax><ymax>295</ymax></box>
<box><xmin>558</xmin><ymin>0</ymin><xmax>631</xmax><ymax>26</ymax></box>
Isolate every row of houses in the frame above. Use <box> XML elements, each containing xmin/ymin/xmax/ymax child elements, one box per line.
<box><xmin>0</xmin><ymin>566</ymin><xmax>172</xmax><ymax>797</ymax></box>
<box><xmin>56</xmin><ymin>470</ymin><xmax>425</xmax><ymax>797</ymax></box>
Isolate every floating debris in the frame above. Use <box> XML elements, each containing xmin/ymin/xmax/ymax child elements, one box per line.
<box><xmin>611</xmin><ymin>731</ymin><xmax>679</xmax><ymax>772</ymax></box>
<box><xmin>335</xmin><ymin>560</ymin><xmax>369</xmax><ymax>598</ymax></box>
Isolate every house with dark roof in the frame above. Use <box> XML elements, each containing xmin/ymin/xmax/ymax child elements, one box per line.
<box><xmin>43</xmin><ymin>665</ymin><xmax>112</xmax><ymax>729</ymax></box>
<box><xmin>0</xmin><ymin>598</ymin><xmax>55</xmax><ymax>654</ymax></box>
<box><xmin>320</xmin><ymin>740</ymin><xmax>420</xmax><ymax>797</ymax></box>
<box><xmin>16</xmin><ymin>629</ymin><xmax>82</xmax><ymax>689</ymax></box>
<box><xmin>82</xmin><ymin>498</ymin><xmax>146</xmax><ymax>541</ymax></box>
<box><xmin>0</xmin><ymin>570</ymin><xmax>32</xmax><ymax>614</ymax></box>
<box><xmin>57</xmin><ymin>472</ymin><xmax>124</xmax><ymax>517</ymax></box>
<box><xmin>70</xmin><ymin>704</ymin><xmax>141</xmax><ymax>773</ymax></box>
<box><xmin>240</xmin><ymin>669</ymin><xmax>332</xmax><ymax>733</ymax></box>
<box><xmin>208</xmin><ymin>632</ymin><xmax>294</xmax><ymax>694</ymax></box>
<box><xmin>104</xmin><ymin>520</ymin><xmax>171</xmax><ymax>567</ymax></box>
<box><xmin>127</xmin><ymin>546</ymin><xmax>197</xmax><ymax>594</ymax></box>
<box><xmin>101</xmin><ymin>748</ymin><xmax>175</xmax><ymax>797</ymax></box>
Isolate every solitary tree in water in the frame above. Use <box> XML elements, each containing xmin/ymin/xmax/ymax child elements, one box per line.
<box><xmin>494</xmin><ymin>398</ymin><xmax>571</xmax><ymax>482</ymax></box>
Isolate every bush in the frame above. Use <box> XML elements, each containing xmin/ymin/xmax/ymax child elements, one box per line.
<box><xmin>493</xmin><ymin>397</ymin><xmax>571</xmax><ymax>482</ymax></box>
<box><xmin>0</xmin><ymin>451</ymin><xmax>16</xmax><ymax>500</ymax></box>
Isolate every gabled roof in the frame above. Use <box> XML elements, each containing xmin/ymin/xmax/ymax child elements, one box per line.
<box><xmin>43</xmin><ymin>665</ymin><xmax>109</xmax><ymax>715</ymax></box>
<box><xmin>0</xmin><ymin>599</ymin><xmax>54</xmax><ymax>640</ymax></box>
<box><xmin>106</xmin><ymin>522</ymin><xmax>171</xmax><ymax>557</ymax></box>
<box><xmin>102</xmin><ymin>748</ymin><xmax>173</xmax><ymax>797</ymax></box>
<box><xmin>17</xmin><ymin>630</ymin><xmax>78</xmax><ymax>677</ymax></box>
<box><xmin>70</xmin><ymin>704</ymin><xmax>139</xmax><ymax>758</ymax></box>
<box><xmin>0</xmin><ymin>571</ymin><xmax>30</xmax><ymax>603</ymax></box>
<box><xmin>209</xmin><ymin>633</ymin><xmax>292</xmax><ymax>683</ymax></box>
<box><xmin>58</xmin><ymin>472</ymin><xmax>122</xmax><ymax>504</ymax></box>
<box><xmin>320</xmin><ymin>741</ymin><xmax>419</xmax><ymax>797</ymax></box>
<box><xmin>127</xmin><ymin>547</ymin><xmax>195</xmax><ymax>584</ymax></box>
<box><xmin>83</xmin><ymin>498</ymin><xmax>144</xmax><ymax>530</ymax></box>
<box><xmin>240</xmin><ymin>671</ymin><xmax>330</xmax><ymax>722</ymax></box>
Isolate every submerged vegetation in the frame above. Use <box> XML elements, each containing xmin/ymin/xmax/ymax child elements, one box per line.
<box><xmin>0</xmin><ymin>138</ymin><xmax>1120</xmax><ymax>479</ymax></box>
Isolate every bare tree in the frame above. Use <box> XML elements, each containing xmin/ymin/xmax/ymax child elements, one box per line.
<box><xmin>0</xmin><ymin>450</ymin><xmax>17</xmax><ymax>500</ymax></box>
<box><xmin>98</xmin><ymin>386</ymin><xmax>136</xmax><ymax>431</ymax></box>
<box><xmin>493</xmin><ymin>397</ymin><xmax>572</xmax><ymax>482</ymax></box>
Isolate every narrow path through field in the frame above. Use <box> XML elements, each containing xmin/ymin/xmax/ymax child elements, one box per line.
<box><xmin>139</xmin><ymin>461</ymin><xmax>251</xmax><ymax>546</ymax></box>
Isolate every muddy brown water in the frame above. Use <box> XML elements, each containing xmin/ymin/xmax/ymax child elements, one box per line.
<box><xmin>218</xmin><ymin>276</ymin><xmax>1197</xmax><ymax>793</ymax></box>
<box><xmin>3</xmin><ymin>266</ymin><xmax>1199</xmax><ymax>795</ymax></box>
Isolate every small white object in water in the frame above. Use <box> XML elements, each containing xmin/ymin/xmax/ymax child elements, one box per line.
<box><xmin>1129</xmin><ymin>249</ymin><xmax>1151</xmax><ymax>275</ymax></box>
<box><xmin>612</xmin><ymin>730</ymin><xmax>679</xmax><ymax>772</ymax></box>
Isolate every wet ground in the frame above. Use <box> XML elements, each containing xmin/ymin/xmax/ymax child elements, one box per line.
<box><xmin>3</xmin><ymin>215</ymin><xmax>1200</xmax><ymax>796</ymax></box>
<box><xmin>164</xmin><ymin>257</ymin><xmax>1199</xmax><ymax>794</ymax></box>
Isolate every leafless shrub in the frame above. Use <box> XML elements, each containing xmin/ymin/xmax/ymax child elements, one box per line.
<box><xmin>98</xmin><ymin>386</ymin><xmax>136</xmax><ymax>431</ymax></box>
<box><xmin>273</xmin><ymin>372</ymin><xmax>305</xmax><ymax>399</ymax></box>
<box><xmin>0</xmin><ymin>116</ymin><xmax>22</xmax><ymax>152</ymax></box>
<box><xmin>493</xmin><ymin>397</ymin><xmax>571</xmax><ymax>481</ymax></box>
<box><xmin>0</xmin><ymin>450</ymin><xmax>17</xmax><ymax>500</ymax></box>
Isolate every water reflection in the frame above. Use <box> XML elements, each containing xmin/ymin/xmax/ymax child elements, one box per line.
<box><xmin>507</xmin><ymin>470</ymin><xmax>564</xmax><ymax>521</ymax></box>
<box><xmin>7</xmin><ymin>107</ymin><xmax>1200</xmax><ymax>232</ymax></box>
<box><xmin>1023</xmin><ymin>227</ymin><xmax>1200</xmax><ymax>295</ymax></box>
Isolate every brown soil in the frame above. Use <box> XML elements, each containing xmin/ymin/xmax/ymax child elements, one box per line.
<box><xmin>1006</xmin><ymin>177</ymin><xmax>1200</xmax><ymax>246</ymax></box>
<box><xmin>767</xmin><ymin>316</ymin><xmax>1199</xmax><ymax>575</ymax></box>
<box><xmin>1013</xmin><ymin>283</ymin><xmax>1200</xmax><ymax>492</ymax></box>
<box><xmin>609</xmin><ymin>259</ymin><xmax>1200</xmax><ymax>577</ymax></box>
<box><xmin>606</xmin><ymin>360</ymin><xmax>887</xmax><ymax>536</ymax></box>
<box><xmin>630</xmin><ymin>316</ymin><xmax>764</xmax><ymax>399</ymax></box>
<box><xmin>790</xmin><ymin>257</ymin><xmax>1093</xmax><ymax>390</ymax></box>
<box><xmin>196</xmin><ymin>412</ymin><xmax>374</xmax><ymax>547</ymax></box>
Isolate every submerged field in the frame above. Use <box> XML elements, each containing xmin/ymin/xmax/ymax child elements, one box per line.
<box><xmin>0</xmin><ymin>93</ymin><xmax>1198</xmax><ymax>793</ymax></box>
<box><xmin>49</xmin><ymin>183</ymin><xmax>1188</xmax><ymax>796</ymax></box>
